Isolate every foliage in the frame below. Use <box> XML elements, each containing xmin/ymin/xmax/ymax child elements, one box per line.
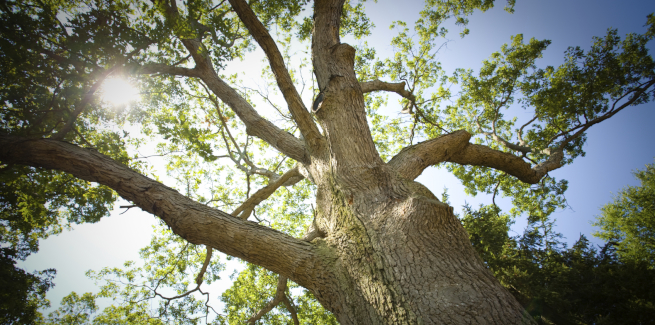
<box><xmin>0</xmin><ymin>246</ymin><xmax>54</xmax><ymax>324</ymax></box>
<box><xmin>462</xmin><ymin>205</ymin><xmax>655</xmax><ymax>324</ymax></box>
<box><xmin>594</xmin><ymin>161</ymin><xmax>655</xmax><ymax>267</ymax></box>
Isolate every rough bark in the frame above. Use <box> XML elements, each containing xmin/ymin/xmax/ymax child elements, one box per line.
<box><xmin>0</xmin><ymin>136</ymin><xmax>329</xmax><ymax>291</ymax></box>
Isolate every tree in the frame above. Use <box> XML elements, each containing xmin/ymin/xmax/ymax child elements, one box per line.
<box><xmin>462</xmin><ymin>205</ymin><xmax>655</xmax><ymax>324</ymax></box>
<box><xmin>1</xmin><ymin>0</ymin><xmax>654</xmax><ymax>323</ymax></box>
<box><xmin>594</xmin><ymin>161</ymin><xmax>655</xmax><ymax>267</ymax></box>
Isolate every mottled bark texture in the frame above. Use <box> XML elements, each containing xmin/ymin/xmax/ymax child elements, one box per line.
<box><xmin>0</xmin><ymin>0</ymin><xmax>558</xmax><ymax>323</ymax></box>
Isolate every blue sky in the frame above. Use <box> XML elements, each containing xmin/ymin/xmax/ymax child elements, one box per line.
<box><xmin>20</xmin><ymin>0</ymin><xmax>655</xmax><ymax>316</ymax></box>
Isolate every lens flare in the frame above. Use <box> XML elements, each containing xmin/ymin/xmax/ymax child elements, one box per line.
<box><xmin>101</xmin><ymin>77</ymin><xmax>139</xmax><ymax>105</ymax></box>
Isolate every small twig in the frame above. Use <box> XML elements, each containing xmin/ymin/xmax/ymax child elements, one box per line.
<box><xmin>119</xmin><ymin>205</ymin><xmax>138</xmax><ymax>214</ymax></box>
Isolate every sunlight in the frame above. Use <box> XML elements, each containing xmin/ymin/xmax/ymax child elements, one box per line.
<box><xmin>101</xmin><ymin>77</ymin><xmax>140</xmax><ymax>105</ymax></box>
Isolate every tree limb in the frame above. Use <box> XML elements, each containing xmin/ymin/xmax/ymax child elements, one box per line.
<box><xmin>195</xmin><ymin>246</ymin><xmax>213</xmax><ymax>286</ymax></box>
<box><xmin>388</xmin><ymin>130</ymin><xmax>564</xmax><ymax>184</ymax></box>
<box><xmin>387</xmin><ymin>130</ymin><xmax>471</xmax><ymax>180</ymax></box>
<box><xmin>0</xmin><ymin>136</ymin><xmax>326</xmax><ymax>288</ymax></box>
<box><xmin>282</xmin><ymin>294</ymin><xmax>300</xmax><ymax>325</ymax></box>
<box><xmin>360</xmin><ymin>79</ymin><xmax>416</xmax><ymax>113</ymax></box>
<box><xmin>232</xmin><ymin>167</ymin><xmax>303</xmax><ymax>220</ymax></box>
<box><xmin>50</xmin><ymin>66</ymin><xmax>119</xmax><ymax>140</ymax></box>
<box><xmin>247</xmin><ymin>276</ymin><xmax>288</xmax><ymax>324</ymax></box>
<box><xmin>199</xmin><ymin>71</ymin><xmax>310</xmax><ymax>163</ymax></box>
<box><xmin>227</xmin><ymin>0</ymin><xmax>323</xmax><ymax>151</ymax></box>
<box><xmin>155</xmin><ymin>0</ymin><xmax>310</xmax><ymax>163</ymax></box>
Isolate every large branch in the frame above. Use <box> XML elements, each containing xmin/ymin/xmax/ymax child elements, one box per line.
<box><xmin>387</xmin><ymin>130</ymin><xmax>471</xmax><ymax>180</ymax></box>
<box><xmin>447</xmin><ymin>143</ymin><xmax>564</xmax><ymax>184</ymax></box>
<box><xmin>227</xmin><ymin>0</ymin><xmax>323</xmax><ymax>150</ymax></box>
<box><xmin>312</xmin><ymin>0</ymin><xmax>346</xmax><ymax>88</ymax></box>
<box><xmin>388</xmin><ymin>130</ymin><xmax>564</xmax><ymax>184</ymax></box>
<box><xmin>199</xmin><ymin>69</ymin><xmax>310</xmax><ymax>163</ymax></box>
<box><xmin>0</xmin><ymin>136</ymin><xmax>325</xmax><ymax>287</ymax></box>
<box><xmin>154</xmin><ymin>0</ymin><xmax>310</xmax><ymax>163</ymax></box>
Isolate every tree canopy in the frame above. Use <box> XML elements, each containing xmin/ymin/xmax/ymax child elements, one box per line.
<box><xmin>594</xmin><ymin>161</ymin><xmax>655</xmax><ymax>267</ymax></box>
<box><xmin>1</xmin><ymin>0</ymin><xmax>655</xmax><ymax>323</ymax></box>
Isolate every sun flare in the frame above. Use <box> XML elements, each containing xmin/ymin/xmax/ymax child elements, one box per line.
<box><xmin>101</xmin><ymin>77</ymin><xmax>140</xmax><ymax>105</ymax></box>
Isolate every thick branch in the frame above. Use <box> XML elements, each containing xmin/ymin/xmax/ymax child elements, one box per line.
<box><xmin>312</xmin><ymin>0</ymin><xmax>346</xmax><ymax>88</ymax></box>
<box><xmin>199</xmin><ymin>71</ymin><xmax>310</xmax><ymax>163</ymax></box>
<box><xmin>387</xmin><ymin>130</ymin><xmax>471</xmax><ymax>180</ymax></box>
<box><xmin>447</xmin><ymin>143</ymin><xmax>564</xmax><ymax>184</ymax></box>
<box><xmin>0</xmin><ymin>136</ymin><xmax>325</xmax><ymax>287</ymax></box>
<box><xmin>156</xmin><ymin>0</ymin><xmax>310</xmax><ymax>163</ymax></box>
<box><xmin>388</xmin><ymin>130</ymin><xmax>564</xmax><ymax>184</ymax></box>
<box><xmin>228</xmin><ymin>0</ymin><xmax>323</xmax><ymax>150</ymax></box>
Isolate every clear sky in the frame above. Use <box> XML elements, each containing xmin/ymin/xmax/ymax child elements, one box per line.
<box><xmin>19</xmin><ymin>0</ymin><xmax>655</xmax><ymax>316</ymax></box>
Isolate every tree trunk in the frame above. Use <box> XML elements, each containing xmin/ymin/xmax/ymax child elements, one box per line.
<box><xmin>299</xmin><ymin>167</ymin><xmax>533</xmax><ymax>324</ymax></box>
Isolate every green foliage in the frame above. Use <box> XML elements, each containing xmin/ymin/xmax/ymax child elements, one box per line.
<box><xmin>42</xmin><ymin>292</ymin><xmax>98</xmax><ymax>325</ymax></box>
<box><xmin>84</xmin><ymin>226</ymin><xmax>224</xmax><ymax>324</ymax></box>
<box><xmin>218</xmin><ymin>263</ymin><xmax>337</xmax><ymax>324</ymax></box>
<box><xmin>462</xmin><ymin>205</ymin><xmax>655</xmax><ymax>324</ymax></box>
<box><xmin>0</xmin><ymin>247</ymin><xmax>54</xmax><ymax>324</ymax></box>
<box><xmin>594</xmin><ymin>161</ymin><xmax>655</xmax><ymax>267</ymax></box>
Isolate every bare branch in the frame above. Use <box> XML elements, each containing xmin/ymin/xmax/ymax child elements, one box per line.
<box><xmin>248</xmin><ymin>276</ymin><xmax>288</xmax><ymax>324</ymax></box>
<box><xmin>282</xmin><ymin>294</ymin><xmax>300</xmax><ymax>325</ymax></box>
<box><xmin>551</xmin><ymin>78</ymin><xmax>655</xmax><ymax>149</ymax></box>
<box><xmin>195</xmin><ymin>246</ymin><xmax>213</xmax><ymax>285</ymax></box>
<box><xmin>227</xmin><ymin>0</ymin><xmax>324</xmax><ymax>150</ymax></box>
<box><xmin>0</xmin><ymin>136</ymin><xmax>326</xmax><ymax>287</ymax></box>
<box><xmin>50</xmin><ymin>66</ymin><xmax>119</xmax><ymax>140</ymax></box>
<box><xmin>232</xmin><ymin>167</ymin><xmax>303</xmax><ymax>220</ymax></box>
<box><xmin>360</xmin><ymin>79</ymin><xmax>416</xmax><ymax>113</ymax></box>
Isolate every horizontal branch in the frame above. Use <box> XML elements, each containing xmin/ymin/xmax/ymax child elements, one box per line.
<box><xmin>360</xmin><ymin>79</ymin><xmax>416</xmax><ymax>113</ymax></box>
<box><xmin>360</xmin><ymin>79</ymin><xmax>415</xmax><ymax>100</ymax></box>
<box><xmin>0</xmin><ymin>136</ymin><xmax>325</xmax><ymax>286</ymax></box>
<box><xmin>388</xmin><ymin>130</ymin><xmax>564</xmax><ymax>184</ymax></box>
<box><xmin>447</xmin><ymin>143</ymin><xmax>564</xmax><ymax>184</ymax></box>
<box><xmin>387</xmin><ymin>130</ymin><xmax>471</xmax><ymax>180</ymax></box>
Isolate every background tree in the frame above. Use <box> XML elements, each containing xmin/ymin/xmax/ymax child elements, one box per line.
<box><xmin>1</xmin><ymin>0</ymin><xmax>655</xmax><ymax>323</ymax></box>
<box><xmin>462</xmin><ymin>204</ymin><xmax>655</xmax><ymax>324</ymax></box>
<box><xmin>594</xmin><ymin>161</ymin><xmax>655</xmax><ymax>266</ymax></box>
